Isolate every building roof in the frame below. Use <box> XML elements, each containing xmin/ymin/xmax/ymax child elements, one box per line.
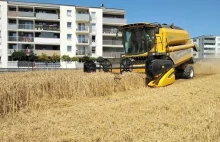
<box><xmin>7</xmin><ymin>0</ymin><xmax>126</xmax><ymax>13</ymax></box>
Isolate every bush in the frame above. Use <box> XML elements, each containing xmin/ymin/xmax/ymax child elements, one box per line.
<box><xmin>51</xmin><ymin>53</ymin><xmax>60</xmax><ymax>63</ymax></box>
<box><xmin>61</xmin><ymin>55</ymin><xmax>71</xmax><ymax>62</ymax></box>
<box><xmin>96</xmin><ymin>56</ymin><xmax>104</xmax><ymax>63</ymax></box>
<box><xmin>38</xmin><ymin>53</ymin><xmax>49</xmax><ymax>62</ymax></box>
<box><xmin>82</xmin><ymin>56</ymin><xmax>90</xmax><ymax>62</ymax></box>
<box><xmin>89</xmin><ymin>57</ymin><xmax>97</xmax><ymax>61</ymax></box>
<box><xmin>72</xmin><ymin>57</ymin><xmax>79</xmax><ymax>62</ymax></box>
<box><xmin>11</xmin><ymin>50</ymin><xmax>27</xmax><ymax>61</ymax></box>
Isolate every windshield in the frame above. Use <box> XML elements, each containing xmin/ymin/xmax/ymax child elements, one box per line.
<box><xmin>122</xmin><ymin>28</ymin><xmax>155</xmax><ymax>55</ymax></box>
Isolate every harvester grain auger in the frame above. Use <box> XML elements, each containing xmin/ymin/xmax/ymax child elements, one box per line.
<box><xmin>84</xmin><ymin>22</ymin><xmax>198</xmax><ymax>87</ymax></box>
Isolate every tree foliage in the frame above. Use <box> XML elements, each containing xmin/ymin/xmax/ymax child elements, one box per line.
<box><xmin>11</xmin><ymin>50</ymin><xmax>27</xmax><ymax>61</ymax></box>
<box><xmin>38</xmin><ymin>53</ymin><xmax>49</xmax><ymax>62</ymax></box>
<box><xmin>61</xmin><ymin>55</ymin><xmax>71</xmax><ymax>62</ymax></box>
<box><xmin>51</xmin><ymin>53</ymin><xmax>60</xmax><ymax>63</ymax></box>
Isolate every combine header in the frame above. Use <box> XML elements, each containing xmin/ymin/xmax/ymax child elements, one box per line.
<box><xmin>84</xmin><ymin>22</ymin><xmax>198</xmax><ymax>87</ymax></box>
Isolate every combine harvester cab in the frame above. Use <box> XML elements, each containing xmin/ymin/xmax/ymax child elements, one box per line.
<box><xmin>84</xmin><ymin>22</ymin><xmax>198</xmax><ymax>87</ymax></box>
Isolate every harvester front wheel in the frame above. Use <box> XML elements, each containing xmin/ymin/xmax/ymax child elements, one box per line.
<box><xmin>183</xmin><ymin>65</ymin><xmax>194</xmax><ymax>79</ymax></box>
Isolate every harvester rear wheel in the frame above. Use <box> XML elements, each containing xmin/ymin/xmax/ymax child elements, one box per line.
<box><xmin>183</xmin><ymin>65</ymin><xmax>194</xmax><ymax>79</ymax></box>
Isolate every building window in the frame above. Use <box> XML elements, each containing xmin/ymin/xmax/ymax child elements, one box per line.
<box><xmin>92</xmin><ymin>46</ymin><xmax>96</xmax><ymax>53</ymax></box>
<box><xmin>67</xmin><ymin>34</ymin><xmax>72</xmax><ymax>40</ymax></box>
<box><xmin>67</xmin><ymin>46</ymin><xmax>72</xmax><ymax>52</ymax></box>
<box><xmin>92</xmin><ymin>24</ymin><xmax>96</xmax><ymax>32</ymax></box>
<box><xmin>78</xmin><ymin>35</ymin><xmax>86</xmax><ymax>43</ymax></box>
<box><xmin>67</xmin><ymin>22</ymin><xmax>72</xmax><ymax>28</ymax></box>
<box><xmin>67</xmin><ymin>10</ymin><xmax>72</xmax><ymax>16</ymax></box>
<box><xmin>78</xmin><ymin>23</ymin><xmax>86</xmax><ymax>31</ymax></box>
<box><xmin>218</xmin><ymin>38</ymin><xmax>220</xmax><ymax>41</ymax></box>
<box><xmin>218</xmin><ymin>43</ymin><xmax>220</xmax><ymax>46</ymax></box>
<box><xmin>91</xmin><ymin>12</ymin><xmax>96</xmax><ymax>20</ymax></box>
<box><xmin>92</xmin><ymin>36</ymin><xmax>96</xmax><ymax>42</ymax></box>
<box><xmin>204</xmin><ymin>38</ymin><xmax>215</xmax><ymax>40</ymax></box>
<box><xmin>193</xmin><ymin>39</ymin><xmax>196</xmax><ymax>42</ymax></box>
<box><xmin>204</xmin><ymin>43</ymin><xmax>215</xmax><ymax>45</ymax></box>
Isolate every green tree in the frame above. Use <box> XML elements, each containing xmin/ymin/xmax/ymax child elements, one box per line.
<box><xmin>82</xmin><ymin>56</ymin><xmax>90</xmax><ymax>62</ymax></box>
<box><xmin>11</xmin><ymin>50</ymin><xmax>27</xmax><ymax>61</ymax></box>
<box><xmin>28</xmin><ymin>51</ymin><xmax>38</xmax><ymax>62</ymax></box>
<box><xmin>38</xmin><ymin>53</ymin><xmax>49</xmax><ymax>62</ymax></box>
<box><xmin>89</xmin><ymin>57</ymin><xmax>97</xmax><ymax>61</ymax></box>
<box><xmin>72</xmin><ymin>57</ymin><xmax>79</xmax><ymax>62</ymax></box>
<box><xmin>96</xmin><ymin>56</ymin><xmax>104</xmax><ymax>63</ymax></box>
<box><xmin>61</xmin><ymin>55</ymin><xmax>71</xmax><ymax>62</ymax></box>
<box><xmin>51</xmin><ymin>53</ymin><xmax>60</xmax><ymax>63</ymax></box>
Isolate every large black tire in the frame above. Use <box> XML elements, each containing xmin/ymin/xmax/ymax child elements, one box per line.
<box><xmin>183</xmin><ymin>65</ymin><xmax>194</xmax><ymax>79</ymax></box>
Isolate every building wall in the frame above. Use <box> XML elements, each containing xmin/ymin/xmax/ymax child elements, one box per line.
<box><xmin>192</xmin><ymin>35</ymin><xmax>220</xmax><ymax>59</ymax></box>
<box><xmin>60</xmin><ymin>6</ymin><xmax>76</xmax><ymax>58</ymax></box>
<box><xmin>0</xmin><ymin>1</ymin><xmax>8</xmax><ymax>68</ymax></box>
<box><xmin>89</xmin><ymin>8</ymin><xmax>103</xmax><ymax>57</ymax></box>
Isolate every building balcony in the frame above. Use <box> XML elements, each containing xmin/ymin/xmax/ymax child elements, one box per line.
<box><xmin>8</xmin><ymin>11</ymin><xmax>35</xmax><ymax>17</ymax></box>
<box><xmin>36</xmin><ymin>13</ymin><xmax>59</xmax><ymax>20</ymax></box>
<box><xmin>76</xmin><ymin>39</ymin><xmax>89</xmax><ymax>46</ymax></box>
<box><xmin>8</xmin><ymin>49</ymin><xmax>33</xmax><ymax>55</ymax></box>
<box><xmin>8</xmin><ymin>36</ymin><xmax>34</xmax><ymax>42</ymax></box>
<box><xmin>35</xmin><ymin>50</ymin><xmax>60</xmax><ymax>56</ymax></box>
<box><xmin>34</xmin><ymin>37</ymin><xmax>60</xmax><ymax>45</ymax></box>
<box><xmin>35</xmin><ymin>25</ymin><xmax>60</xmax><ymax>31</ymax></box>
<box><xmin>8</xmin><ymin>24</ymin><xmax>18</xmax><ymax>30</ymax></box>
<box><xmin>76</xmin><ymin>27</ymin><xmax>89</xmax><ymax>34</ymax></box>
<box><xmin>103</xmin><ymin>51</ymin><xmax>124</xmax><ymax>58</ymax></box>
<box><xmin>76</xmin><ymin>14</ymin><xmax>90</xmax><ymax>22</ymax></box>
<box><xmin>18</xmin><ymin>24</ymin><xmax>33</xmax><ymax>30</ymax></box>
<box><xmin>76</xmin><ymin>50</ymin><xmax>90</xmax><ymax>56</ymax></box>
<box><xmin>18</xmin><ymin>36</ymin><xmax>34</xmax><ymax>42</ymax></box>
<box><xmin>204</xmin><ymin>50</ymin><xmax>216</xmax><ymax>53</ymax></box>
<box><xmin>103</xmin><ymin>40</ymin><xmax>123</xmax><ymax>47</ymax></box>
<box><xmin>103</xmin><ymin>18</ymin><xmax>126</xmax><ymax>25</ymax></box>
<box><xmin>8</xmin><ymin>36</ymin><xmax>17</xmax><ymax>41</ymax></box>
<box><xmin>103</xmin><ymin>28</ymin><xmax>122</xmax><ymax>36</ymax></box>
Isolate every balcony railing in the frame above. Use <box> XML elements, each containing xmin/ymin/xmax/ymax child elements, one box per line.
<box><xmin>76</xmin><ymin>27</ymin><xmax>89</xmax><ymax>32</ymax></box>
<box><xmin>8</xmin><ymin>24</ymin><xmax>18</xmax><ymax>30</ymax></box>
<box><xmin>8</xmin><ymin>11</ymin><xmax>35</xmax><ymax>17</ymax></box>
<box><xmin>103</xmin><ymin>40</ymin><xmax>122</xmax><ymax>45</ymax></box>
<box><xmin>103</xmin><ymin>28</ymin><xmax>118</xmax><ymax>34</ymax></box>
<box><xmin>8</xmin><ymin>49</ymin><xmax>34</xmax><ymax>54</ymax></box>
<box><xmin>76</xmin><ymin>50</ymin><xmax>89</xmax><ymax>56</ymax></box>
<box><xmin>77</xmin><ymin>38</ymin><xmax>89</xmax><ymax>44</ymax></box>
<box><xmin>76</xmin><ymin>13</ymin><xmax>90</xmax><ymax>21</ymax></box>
<box><xmin>18</xmin><ymin>36</ymin><xmax>34</xmax><ymax>42</ymax></box>
<box><xmin>8</xmin><ymin>11</ymin><xmax>17</xmax><ymax>17</ymax></box>
<box><xmin>34</xmin><ymin>37</ymin><xmax>60</xmax><ymax>44</ymax></box>
<box><xmin>103</xmin><ymin>17</ymin><xmax>126</xmax><ymax>25</ymax></box>
<box><xmin>35</xmin><ymin>50</ymin><xmax>60</xmax><ymax>56</ymax></box>
<box><xmin>18</xmin><ymin>24</ymin><xmax>33</xmax><ymax>30</ymax></box>
<box><xmin>35</xmin><ymin>25</ymin><xmax>60</xmax><ymax>31</ymax></box>
<box><xmin>36</xmin><ymin>13</ymin><xmax>59</xmax><ymax>20</ymax></box>
<box><xmin>103</xmin><ymin>51</ymin><xmax>124</xmax><ymax>58</ymax></box>
<box><xmin>8</xmin><ymin>36</ymin><xmax>17</xmax><ymax>41</ymax></box>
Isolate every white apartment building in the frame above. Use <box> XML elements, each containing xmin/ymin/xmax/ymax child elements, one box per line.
<box><xmin>192</xmin><ymin>35</ymin><xmax>220</xmax><ymax>59</ymax></box>
<box><xmin>0</xmin><ymin>1</ymin><xmax>127</xmax><ymax>68</ymax></box>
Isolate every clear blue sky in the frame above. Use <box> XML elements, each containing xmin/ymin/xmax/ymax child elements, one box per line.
<box><xmin>25</xmin><ymin>0</ymin><xmax>220</xmax><ymax>37</ymax></box>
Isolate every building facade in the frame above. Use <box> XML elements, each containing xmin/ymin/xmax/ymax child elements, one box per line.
<box><xmin>192</xmin><ymin>35</ymin><xmax>220</xmax><ymax>59</ymax></box>
<box><xmin>0</xmin><ymin>1</ymin><xmax>127</xmax><ymax>68</ymax></box>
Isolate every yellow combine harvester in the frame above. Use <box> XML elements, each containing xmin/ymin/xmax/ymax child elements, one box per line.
<box><xmin>84</xmin><ymin>22</ymin><xmax>198</xmax><ymax>87</ymax></box>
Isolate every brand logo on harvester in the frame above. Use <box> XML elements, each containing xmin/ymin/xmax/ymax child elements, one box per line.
<box><xmin>172</xmin><ymin>49</ymin><xmax>191</xmax><ymax>61</ymax></box>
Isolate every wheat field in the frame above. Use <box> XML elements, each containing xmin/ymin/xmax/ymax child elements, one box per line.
<box><xmin>0</xmin><ymin>61</ymin><xmax>220</xmax><ymax>142</ymax></box>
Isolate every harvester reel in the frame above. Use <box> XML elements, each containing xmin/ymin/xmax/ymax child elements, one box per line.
<box><xmin>100</xmin><ymin>59</ymin><xmax>112</xmax><ymax>72</ymax></box>
<box><xmin>83</xmin><ymin>60</ymin><xmax>96</xmax><ymax>73</ymax></box>
<box><xmin>120</xmin><ymin>58</ymin><xmax>133</xmax><ymax>73</ymax></box>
